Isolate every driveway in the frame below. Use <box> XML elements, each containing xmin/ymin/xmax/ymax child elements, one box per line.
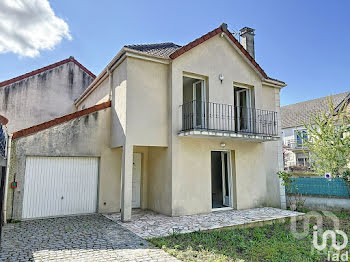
<box><xmin>0</xmin><ymin>214</ymin><xmax>179</xmax><ymax>261</ymax></box>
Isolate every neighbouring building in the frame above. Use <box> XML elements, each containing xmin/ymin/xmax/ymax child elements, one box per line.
<box><xmin>281</xmin><ymin>91</ymin><xmax>349</xmax><ymax>170</ymax></box>
<box><xmin>5</xmin><ymin>23</ymin><xmax>287</xmax><ymax>222</ymax></box>
<box><xmin>0</xmin><ymin>57</ymin><xmax>95</xmax><ymax>133</ymax></box>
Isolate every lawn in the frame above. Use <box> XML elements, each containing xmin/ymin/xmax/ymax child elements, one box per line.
<box><xmin>149</xmin><ymin>210</ymin><xmax>350</xmax><ymax>262</ymax></box>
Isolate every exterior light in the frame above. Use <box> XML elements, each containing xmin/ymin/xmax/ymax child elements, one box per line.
<box><xmin>220</xmin><ymin>142</ymin><xmax>226</xmax><ymax>148</ymax></box>
<box><xmin>219</xmin><ymin>74</ymin><xmax>224</xmax><ymax>83</ymax></box>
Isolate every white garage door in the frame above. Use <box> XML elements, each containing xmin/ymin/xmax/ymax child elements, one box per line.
<box><xmin>22</xmin><ymin>157</ymin><xmax>98</xmax><ymax>219</ymax></box>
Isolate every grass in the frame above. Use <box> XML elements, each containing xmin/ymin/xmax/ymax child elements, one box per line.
<box><xmin>149</xmin><ymin>210</ymin><xmax>350</xmax><ymax>262</ymax></box>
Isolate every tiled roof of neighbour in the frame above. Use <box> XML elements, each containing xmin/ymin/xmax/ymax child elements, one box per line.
<box><xmin>281</xmin><ymin>92</ymin><xmax>349</xmax><ymax>129</ymax></box>
<box><xmin>125</xmin><ymin>42</ymin><xmax>182</xmax><ymax>58</ymax></box>
<box><xmin>12</xmin><ymin>101</ymin><xmax>111</xmax><ymax>139</ymax></box>
<box><xmin>0</xmin><ymin>56</ymin><xmax>96</xmax><ymax>88</ymax></box>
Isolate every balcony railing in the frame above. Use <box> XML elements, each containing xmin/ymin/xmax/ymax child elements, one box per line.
<box><xmin>180</xmin><ymin>100</ymin><xmax>278</xmax><ymax>137</ymax></box>
<box><xmin>284</xmin><ymin>139</ymin><xmax>308</xmax><ymax>150</ymax></box>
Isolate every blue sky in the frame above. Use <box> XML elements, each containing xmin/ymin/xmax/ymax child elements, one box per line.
<box><xmin>0</xmin><ymin>0</ymin><xmax>349</xmax><ymax>106</ymax></box>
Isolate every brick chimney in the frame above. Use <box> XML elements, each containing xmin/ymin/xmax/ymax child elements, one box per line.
<box><xmin>239</xmin><ymin>27</ymin><xmax>255</xmax><ymax>59</ymax></box>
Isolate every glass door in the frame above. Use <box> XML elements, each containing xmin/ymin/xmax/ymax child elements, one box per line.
<box><xmin>193</xmin><ymin>80</ymin><xmax>206</xmax><ymax>129</ymax></box>
<box><xmin>236</xmin><ymin>88</ymin><xmax>251</xmax><ymax>132</ymax></box>
<box><xmin>221</xmin><ymin>151</ymin><xmax>232</xmax><ymax>207</ymax></box>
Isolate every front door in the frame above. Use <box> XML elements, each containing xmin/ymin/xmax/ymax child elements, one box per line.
<box><xmin>132</xmin><ymin>153</ymin><xmax>141</xmax><ymax>208</ymax></box>
<box><xmin>211</xmin><ymin>151</ymin><xmax>232</xmax><ymax>208</ymax></box>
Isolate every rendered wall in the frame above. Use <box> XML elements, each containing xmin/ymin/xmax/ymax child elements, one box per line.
<box><xmin>78</xmin><ymin>78</ymin><xmax>109</xmax><ymax>110</ymax></box>
<box><xmin>169</xmin><ymin>34</ymin><xmax>281</xmax><ymax>215</ymax></box>
<box><xmin>6</xmin><ymin>107</ymin><xmax>121</xmax><ymax>220</ymax></box>
<box><xmin>126</xmin><ymin>57</ymin><xmax>168</xmax><ymax>147</ymax></box>
<box><xmin>147</xmin><ymin>146</ymin><xmax>172</xmax><ymax>215</ymax></box>
<box><xmin>0</xmin><ymin>61</ymin><xmax>94</xmax><ymax>133</ymax></box>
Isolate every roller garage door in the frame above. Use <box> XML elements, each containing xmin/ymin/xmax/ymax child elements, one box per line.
<box><xmin>22</xmin><ymin>157</ymin><xmax>98</xmax><ymax>219</ymax></box>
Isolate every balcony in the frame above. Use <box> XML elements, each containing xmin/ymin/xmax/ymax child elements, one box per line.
<box><xmin>284</xmin><ymin>139</ymin><xmax>308</xmax><ymax>151</ymax></box>
<box><xmin>179</xmin><ymin>100</ymin><xmax>279</xmax><ymax>141</ymax></box>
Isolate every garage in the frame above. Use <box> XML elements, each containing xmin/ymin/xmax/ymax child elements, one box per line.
<box><xmin>22</xmin><ymin>157</ymin><xmax>99</xmax><ymax>219</ymax></box>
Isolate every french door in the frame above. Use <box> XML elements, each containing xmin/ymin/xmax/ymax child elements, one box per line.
<box><xmin>192</xmin><ymin>80</ymin><xmax>206</xmax><ymax>129</ymax></box>
<box><xmin>235</xmin><ymin>88</ymin><xmax>251</xmax><ymax>132</ymax></box>
<box><xmin>221</xmin><ymin>151</ymin><xmax>232</xmax><ymax>207</ymax></box>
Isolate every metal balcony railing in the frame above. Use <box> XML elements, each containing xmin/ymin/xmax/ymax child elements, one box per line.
<box><xmin>180</xmin><ymin>100</ymin><xmax>278</xmax><ymax>136</ymax></box>
<box><xmin>284</xmin><ymin>139</ymin><xmax>308</xmax><ymax>150</ymax></box>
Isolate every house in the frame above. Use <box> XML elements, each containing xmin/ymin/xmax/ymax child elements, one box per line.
<box><xmin>0</xmin><ymin>57</ymin><xmax>95</xmax><ymax>133</ymax></box>
<box><xmin>281</xmin><ymin>91</ymin><xmax>349</xmax><ymax>170</ymax></box>
<box><xmin>5</xmin><ymin>23</ymin><xmax>286</xmax><ymax>222</ymax></box>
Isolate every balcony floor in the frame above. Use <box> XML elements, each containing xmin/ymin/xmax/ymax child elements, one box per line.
<box><xmin>178</xmin><ymin>129</ymin><xmax>280</xmax><ymax>142</ymax></box>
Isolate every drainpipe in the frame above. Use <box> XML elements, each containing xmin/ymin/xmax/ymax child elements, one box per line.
<box><xmin>107</xmin><ymin>67</ymin><xmax>113</xmax><ymax>101</ymax></box>
<box><xmin>3</xmin><ymin>133</ymin><xmax>12</xmax><ymax>224</ymax></box>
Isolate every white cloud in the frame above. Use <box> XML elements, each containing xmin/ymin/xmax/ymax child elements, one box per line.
<box><xmin>0</xmin><ymin>0</ymin><xmax>71</xmax><ymax>57</ymax></box>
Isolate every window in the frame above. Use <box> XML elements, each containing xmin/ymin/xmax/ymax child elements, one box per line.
<box><xmin>295</xmin><ymin>130</ymin><xmax>308</xmax><ymax>147</ymax></box>
<box><xmin>296</xmin><ymin>153</ymin><xmax>308</xmax><ymax>166</ymax></box>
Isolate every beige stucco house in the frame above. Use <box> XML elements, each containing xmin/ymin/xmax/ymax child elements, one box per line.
<box><xmin>5</xmin><ymin>23</ymin><xmax>286</xmax><ymax>222</ymax></box>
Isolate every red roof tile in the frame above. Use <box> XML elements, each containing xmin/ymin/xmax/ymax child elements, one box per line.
<box><xmin>169</xmin><ymin>23</ymin><xmax>268</xmax><ymax>79</ymax></box>
<box><xmin>12</xmin><ymin>101</ymin><xmax>111</xmax><ymax>139</ymax></box>
<box><xmin>0</xmin><ymin>115</ymin><xmax>8</xmax><ymax>125</ymax></box>
<box><xmin>0</xmin><ymin>56</ymin><xmax>96</xmax><ymax>88</ymax></box>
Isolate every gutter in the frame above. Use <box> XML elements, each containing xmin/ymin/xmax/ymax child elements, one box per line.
<box><xmin>74</xmin><ymin>48</ymin><xmax>127</xmax><ymax>107</ymax></box>
<box><xmin>262</xmin><ymin>78</ymin><xmax>287</xmax><ymax>88</ymax></box>
<box><xmin>3</xmin><ymin>133</ymin><xmax>12</xmax><ymax>224</ymax></box>
<box><xmin>74</xmin><ymin>47</ymin><xmax>170</xmax><ymax>108</ymax></box>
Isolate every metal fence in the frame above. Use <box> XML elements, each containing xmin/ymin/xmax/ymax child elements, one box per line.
<box><xmin>288</xmin><ymin>177</ymin><xmax>349</xmax><ymax>198</ymax></box>
<box><xmin>181</xmin><ymin>100</ymin><xmax>278</xmax><ymax>136</ymax></box>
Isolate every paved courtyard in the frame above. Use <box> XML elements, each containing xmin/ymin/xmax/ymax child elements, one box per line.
<box><xmin>0</xmin><ymin>214</ymin><xmax>179</xmax><ymax>262</ymax></box>
<box><xmin>104</xmin><ymin>207</ymin><xmax>303</xmax><ymax>239</ymax></box>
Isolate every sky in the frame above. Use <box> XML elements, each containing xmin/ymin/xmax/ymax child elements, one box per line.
<box><xmin>0</xmin><ymin>0</ymin><xmax>349</xmax><ymax>106</ymax></box>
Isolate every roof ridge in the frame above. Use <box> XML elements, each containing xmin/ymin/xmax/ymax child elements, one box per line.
<box><xmin>282</xmin><ymin>91</ymin><xmax>350</xmax><ymax>108</ymax></box>
<box><xmin>169</xmin><ymin>23</ymin><xmax>269</xmax><ymax>79</ymax></box>
<box><xmin>125</xmin><ymin>42</ymin><xmax>181</xmax><ymax>47</ymax></box>
<box><xmin>0</xmin><ymin>56</ymin><xmax>96</xmax><ymax>88</ymax></box>
<box><xmin>12</xmin><ymin>101</ymin><xmax>111</xmax><ymax>139</ymax></box>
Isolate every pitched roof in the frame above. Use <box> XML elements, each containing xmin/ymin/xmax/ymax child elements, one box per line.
<box><xmin>124</xmin><ymin>23</ymin><xmax>283</xmax><ymax>83</ymax></box>
<box><xmin>125</xmin><ymin>42</ymin><xmax>181</xmax><ymax>58</ymax></box>
<box><xmin>169</xmin><ymin>23</ymin><xmax>270</xmax><ymax>80</ymax></box>
<box><xmin>281</xmin><ymin>92</ymin><xmax>349</xmax><ymax>129</ymax></box>
<box><xmin>12</xmin><ymin>101</ymin><xmax>111</xmax><ymax>139</ymax></box>
<box><xmin>76</xmin><ymin>23</ymin><xmax>285</xmax><ymax>107</ymax></box>
<box><xmin>0</xmin><ymin>56</ymin><xmax>96</xmax><ymax>88</ymax></box>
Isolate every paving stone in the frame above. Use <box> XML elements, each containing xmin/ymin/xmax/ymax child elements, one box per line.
<box><xmin>0</xmin><ymin>214</ymin><xmax>179</xmax><ymax>261</ymax></box>
<box><xmin>104</xmin><ymin>207</ymin><xmax>303</xmax><ymax>239</ymax></box>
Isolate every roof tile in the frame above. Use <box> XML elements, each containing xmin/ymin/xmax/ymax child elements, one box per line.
<box><xmin>0</xmin><ymin>57</ymin><xmax>95</xmax><ymax>88</ymax></box>
<box><xmin>12</xmin><ymin>101</ymin><xmax>111</xmax><ymax>139</ymax></box>
<box><xmin>281</xmin><ymin>92</ymin><xmax>349</xmax><ymax>129</ymax></box>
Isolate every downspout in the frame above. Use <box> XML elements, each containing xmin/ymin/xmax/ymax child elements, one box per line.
<box><xmin>3</xmin><ymin>133</ymin><xmax>12</xmax><ymax>224</ymax></box>
<box><xmin>107</xmin><ymin>67</ymin><xmax>113</xmax><ymax>101</ymax></box>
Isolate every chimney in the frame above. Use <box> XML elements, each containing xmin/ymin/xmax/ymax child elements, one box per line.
<box><xmin>239</xmin><ymin>27</ymin><xmax>255</xmax><ymax>59</ymax></box>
